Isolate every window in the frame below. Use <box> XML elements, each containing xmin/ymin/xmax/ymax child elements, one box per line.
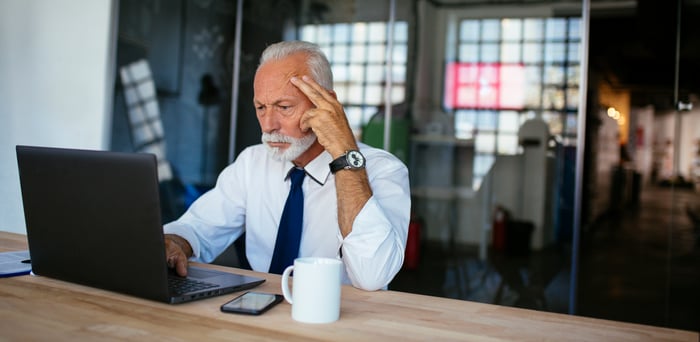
<box><xmin>444</xmin><ymin>62</ymin><xmax>526</xmax><ymax>110</ymax></box>
<box><xmin>446</xmin><ymin>17</ymin><xmax>581</xmax><ymax>188</ymax></box>
<box><xmin>300</xmin><ymin>22</ymin><xmax>409</xmax><ymax>136</ymax></box>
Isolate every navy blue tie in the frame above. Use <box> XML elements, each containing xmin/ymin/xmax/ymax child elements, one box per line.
<box><xmin>269</xmin><ymin>167</ymin><xmax>306</xmax><ymax>274</ymax></box>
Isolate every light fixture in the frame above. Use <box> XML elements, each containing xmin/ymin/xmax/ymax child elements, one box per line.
<box><xmin>606</xmin><ymin>107</ymin><xmax>624</xmax><ymax>126</ymax></box>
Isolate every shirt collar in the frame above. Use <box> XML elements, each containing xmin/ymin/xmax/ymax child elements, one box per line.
<box><xmin>284</xmin><ymin>150</ymin><xmax>332</xmax><ymax>186</ymax></box>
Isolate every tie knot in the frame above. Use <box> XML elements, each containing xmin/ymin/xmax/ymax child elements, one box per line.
<box><xmin>289</xmin><ymin>168</ymin><xmax>306</xmax><ymax>188</ymax></box>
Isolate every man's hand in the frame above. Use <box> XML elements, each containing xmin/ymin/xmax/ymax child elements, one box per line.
<box><xmin>290</xmin><ymin>75</ymin><xmax>358</xmax><ymax>158</ymax></box>
<box><xmin>290</xmin><ymin>75</ymin><xmax>372</xmax><ymax>237</ymax></box>
<box><xmin>164</xmin><ymin>234</ymin><xmax>192</xmax><ymax>277</ymax></box>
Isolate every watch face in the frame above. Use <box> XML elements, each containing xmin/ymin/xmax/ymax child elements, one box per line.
<box><xmin>347</xmin><ymin>150</ymin><xmax>365</xmax><ymax>168</ymax></box>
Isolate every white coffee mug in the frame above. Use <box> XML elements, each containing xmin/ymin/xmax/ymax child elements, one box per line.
<box><xmin>281</xmin><ymin>257</ymin><xmax>343</xmax><ymax>323</ymax></box>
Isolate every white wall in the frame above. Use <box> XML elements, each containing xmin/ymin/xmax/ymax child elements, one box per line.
<box><xmin>653</xmin><ymin>108</ymin><xmax>700</xmax><ymax>180</ymax></box>
<box><xmin>0</xmin><ymin>0</ymin><xmax>116</xmax><ymax>235</ymax></box>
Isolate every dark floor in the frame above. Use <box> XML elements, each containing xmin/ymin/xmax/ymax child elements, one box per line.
<box><xmin>389</xmin><ymin>185</ymin><xmax>700</xmax><ymax>333</ymax></box>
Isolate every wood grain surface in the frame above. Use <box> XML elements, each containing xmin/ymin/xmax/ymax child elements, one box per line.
<box><xmin>0</xmin><ymin>231</ymin><xmax>696</xmax><ymax>341</ymax></box>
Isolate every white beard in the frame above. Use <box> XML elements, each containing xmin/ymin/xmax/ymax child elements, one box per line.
<box><xmin>261</xmin><ymin>131</ymin><xmax>317</xmax><ymax>162</ymax></box>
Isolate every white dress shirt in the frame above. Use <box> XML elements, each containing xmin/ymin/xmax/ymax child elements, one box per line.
<box><xmin>163</xmin><ymin>142</ymin><xmax>411</xmax><ymax>291</ymax></box>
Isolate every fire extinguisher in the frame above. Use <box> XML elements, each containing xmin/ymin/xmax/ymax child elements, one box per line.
<box><xmin>404</xmin><ymin>212</ymin><xmax>422</xmax><ymax>270</ymax></box>
<box><xmin>492</xmin><ymin>206</ymin><xmax>508</xmax><ymax>252</ymax></box>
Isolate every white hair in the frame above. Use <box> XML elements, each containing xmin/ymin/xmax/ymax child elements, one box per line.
<box><xmin>257</xmin><ymin>40</ymin><xmax>333</xmax><ymax>90</ymax></box>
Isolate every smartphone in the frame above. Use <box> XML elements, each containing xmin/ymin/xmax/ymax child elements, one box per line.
<box><xmin>220</xmin><ymin>291</ymin><xmax>284</xmax><ymax>315</ymax></box>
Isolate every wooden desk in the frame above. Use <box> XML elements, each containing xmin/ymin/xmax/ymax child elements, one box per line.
<box><xmin>0</xmin><ymin>231</ymin><xmax>696</xmax><ymax>341</ymax></box>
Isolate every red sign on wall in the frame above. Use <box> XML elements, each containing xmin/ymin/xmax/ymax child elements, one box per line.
<box><xmin>444</xmin><ymin>62</ymin><xmax>525</xmax><ymax>110</ymax></box>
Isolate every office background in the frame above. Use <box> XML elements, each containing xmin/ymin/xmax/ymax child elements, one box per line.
<box><xmin>1</xmin><ymin>0</ymin><xmax>697</xmax><ymax>332</ymax></box>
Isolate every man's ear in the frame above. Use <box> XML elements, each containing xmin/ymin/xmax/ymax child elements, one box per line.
<box><xmin>328</xmin><ymin>89</ymin><xmax>338</xmax><ymax>100</ymax></box>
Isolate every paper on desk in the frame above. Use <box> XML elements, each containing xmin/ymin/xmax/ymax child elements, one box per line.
<box><xmin>0</xmin><ymin>250</ymin><xmax>31</xmax><ymax>277</ymax></box>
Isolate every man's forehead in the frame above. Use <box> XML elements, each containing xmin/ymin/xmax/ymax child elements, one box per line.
<box><xmin>254</xmin><ymin>63</ymin><xmax>309</xmax><ymax>102</ymax></box>
<box><xmin>257</xmin><ymin>72</ymin><xmax>302</xmax><ymax>90</ymax></box>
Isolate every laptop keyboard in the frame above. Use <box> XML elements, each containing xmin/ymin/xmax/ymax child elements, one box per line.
<box><xmin>168</xmin><ymin>276</ymin><xmax>218</xmax><ymax>295</ymax></box>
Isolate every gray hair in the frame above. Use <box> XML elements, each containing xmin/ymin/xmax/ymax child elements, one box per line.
<box><xmin>258</xmin><ymin>40</ymin><xmax>333</xmax><ymax>90</ymax></box>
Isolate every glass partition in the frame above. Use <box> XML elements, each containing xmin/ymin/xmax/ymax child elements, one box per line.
<box><xmin>250</xmin><ymin>0</ymin><xmax>584</xmax><ymax>317</ymax></box>
<box><xmin>578</xmin><ymin>0</ymin><xmax>699</xmax><ymax>330</ymax></box>
<box><xmin>111</xmin><ymin>0</ymin><xmax>240</xmax><ymax>222</ymax></box>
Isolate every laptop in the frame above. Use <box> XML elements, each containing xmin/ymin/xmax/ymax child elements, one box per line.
<box><xmin>16</xmin><ymin>145</ymin><xmax>265</xmax><ymax>304</ymax></box>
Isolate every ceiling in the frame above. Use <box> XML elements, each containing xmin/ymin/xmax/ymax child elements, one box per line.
<box><xmin>588</xmin><ymin>0</ymin><xmax>700</xmax><ymax>110</ymax></box>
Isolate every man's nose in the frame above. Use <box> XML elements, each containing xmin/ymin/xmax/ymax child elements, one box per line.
<box><xmin>258</xmin><ymin>109</ymin><xmax>280</xmax><ymax>132</ymax></box>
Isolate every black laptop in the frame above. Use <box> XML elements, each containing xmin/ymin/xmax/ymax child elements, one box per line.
<box><xmin>16</xmin><ymin>145</ymin><xmax>264</xmax><ymax>304</ymax></box>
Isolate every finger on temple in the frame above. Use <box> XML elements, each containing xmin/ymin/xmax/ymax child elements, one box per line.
<box><xmin>291</xmin><ymin>76</ymin><xmax>331</xmax><ymax>106</ymax></box>
<box><xmin>301</xmin><ymin>75</ymin><xmax>335</xmax><ymax>102</ymax></box>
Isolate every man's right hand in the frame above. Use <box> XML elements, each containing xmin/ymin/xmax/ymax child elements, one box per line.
<box><xmin>164</xmin><ymin>234</ymin><xmax>193</xmax><ymax>277</ymax></box>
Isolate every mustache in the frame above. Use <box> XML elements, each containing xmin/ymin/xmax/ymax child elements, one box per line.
<box><xmin>261</xmin><ymin>132</ymin><xmax>293</xmax><ymax>143</ymax></box>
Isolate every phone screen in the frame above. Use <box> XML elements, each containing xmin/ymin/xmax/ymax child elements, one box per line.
<box><xmin>220</xmin><ymin>291</ymin><xmax>283</xmax><ymax>315</ymax></box>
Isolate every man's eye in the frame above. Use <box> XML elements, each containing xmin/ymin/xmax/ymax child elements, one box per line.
<box><xmin>277</xmin><ymin>105</ymin><xmax>295</xmax><ymax>116</ymax></box>
<box><xmin>255</xmin><ymin>107</ymin><xmax>266</xmax><ymax>118</ymax></box>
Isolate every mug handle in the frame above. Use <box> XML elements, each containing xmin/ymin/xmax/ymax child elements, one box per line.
<box><xmin>280</xmin><ymin>265</ymin><xmax>295</xmax><ymax>304</ymax></box>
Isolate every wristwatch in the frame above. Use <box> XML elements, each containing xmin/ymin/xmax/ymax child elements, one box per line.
<box><xmin>329</xmin><ymin>150</ymin><xmax>366</xmax><ymax>174</ymax></box>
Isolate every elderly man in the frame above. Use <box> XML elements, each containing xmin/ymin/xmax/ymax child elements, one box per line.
<box><xmin>163</xmin><ymin>41</ymin><xmax>410</xmax><ymax>291</ymax></box>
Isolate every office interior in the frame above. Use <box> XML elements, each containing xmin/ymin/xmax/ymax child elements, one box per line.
<box><xmin>0</xmin><ymin>0</ymin><xmax>698</xmax><ymax>333</ymax></box>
